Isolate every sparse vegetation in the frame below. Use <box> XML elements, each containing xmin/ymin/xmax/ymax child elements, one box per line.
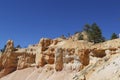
<box><xmin>60</xmin><ymin>35</ymin><xmax>66</xmax><ymax>39</ymax></box>
<box><xmin>111</xmin><ymin>33</ymin><xmax>118</xmax><ymax>40</ymax></box>
<box><xmin>16</xmin><ymin>45</ymin><xmax>21</xmax><ymax>48</ymax></box>
<box><xmin>0</xmin><ymin>45</ymin><xmax>6</xmax><ymax>53</ymax></box>
<box><xmin>78</xmin><ymin>33</ymin><xmax>83</xmax><ymax>40</ymax></box>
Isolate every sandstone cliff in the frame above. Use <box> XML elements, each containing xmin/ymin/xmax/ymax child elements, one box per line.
<box><xmin>0</xmin><ymin>38</ymin><xmax>120</xmax><ymax>80</ymax></box>
<box><xmin>0</xmin><ymin>40</ymin><xmax>35</xmax><ymax>78</ymax></box>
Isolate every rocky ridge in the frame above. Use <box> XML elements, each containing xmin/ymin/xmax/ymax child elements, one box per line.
<box><xmin>0</xmin><ymin>38</ymin><xmax>120</xmax><ymax>80</ymax></box>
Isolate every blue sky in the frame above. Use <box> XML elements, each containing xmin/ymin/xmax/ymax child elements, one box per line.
<box><xmin>0</xmin><ymin>0</ymin><xmax>120</xmax><ymax>48</ymax></box>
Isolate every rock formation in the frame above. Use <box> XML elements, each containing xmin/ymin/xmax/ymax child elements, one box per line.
<box><xmin>0</xmin><ymin>40</ymin><xmax>36</xmax><ymax>78</ymax></box>
<box><xmin>39</xmin><ymin>38</ymin><xmax>53</xmax><ymax>51</ymax></box>
<box><xmin>4</xmin><ymin>40</ymin><xmax>14</xmax><ymax>53</ymax></box>
<box><xmin>36</xmin><ymin>38</ymin><xmax>57</xmax><ymax>66</ymax></box>
<box><xmin>91</xmin><ymin>48</ymin><xmax>106</xmax><ymax>58</ymax></box>
<box><xmin>17</xmin><ymin>53</ymin><xmax>35</xmax><ymax>70</ymax></box>
<box><xmin>78</xmin><ymin>49</ymin><xmax>90</xmax><ymax>66</ymax></box>
<box><xmin>55</xmin><ymin>48</ymin><xmax>63</xmax><ymax>71</ymax></box>
<box><xmin>1</xmin><ymin>38</ymin><xmax>120</xmax><ymax>80</ymax></box>
<box><xmin>0</xmin><ymin>40</ymin><xmax>17</xmax><ymax>78</ymax></box>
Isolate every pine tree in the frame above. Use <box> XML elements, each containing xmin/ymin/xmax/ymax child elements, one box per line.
<box><xmin>16</xmin><ymin>45</ymin><xmax>21</xmax><ymax>48</ymax></box>
<box><xmin>91</xmin><ymin>23</ymin><xmax>104</xmax><ymax>43</ymax></box>
<box><xmin>111</xmin><ymin>33</ymin><xmax>118</xmax><ymax>40</ymax></box>
<box><xmin>83</xmin><ymin>24</ymin><xmax>91</xmax><ymax>33</ymax></box>
<box><xmin>78</xmin><ymin>33</ymin><xmax>83</xmax><ymax>40</ymax></box>
<box><xmin>83</xmin><ymin>23</ymin><xmax>105</xmax><ymax>43</ymax></box>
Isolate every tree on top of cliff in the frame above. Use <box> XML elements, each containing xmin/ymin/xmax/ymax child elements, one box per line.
<box><xmin>111</xmin><ymin>33</ymin><xmax>118</xmax><ymax>40</ymax></box>
<box><xmin>83</xmin><ymin>23</ymin><xmax>105</xmax><ymax>43</ymax></box>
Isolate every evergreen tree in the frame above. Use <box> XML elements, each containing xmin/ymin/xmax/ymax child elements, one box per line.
<box><xmin>83</xmin><ymin>23</ymin><xmax>105</xmax><ymax>43</ymax></box>
<box><xmin>83</xmin><ymin>24</ymin><xmax>91</xmax><ymax>32</ymax></box>
<box><xmin>16</xmin><ymin>45</ymin><xmax>21</xmax><ymax>48</ymax></box>
<box><xmin>111</xmin><ymin>33</ymin><xmax>118</xmax><ymax>40</ymax></box>
<box><xmin>83</xmin><ymin>24</ymin><xmax>92</xmax><ymax>41</ymax></box>
<box><xmin>91</xmin><ymin>23</ymin><xmax>104</xmax><ymax>43</ymax></box>
<box><xmin>78</xmin><ymin>33</ymin><xmax>83</xmax><ymax>40</ymax></box>
<box><xmin>60</xmin><ymin>35</ymin><xmax>66</xmax><ymax>39</ymax></box>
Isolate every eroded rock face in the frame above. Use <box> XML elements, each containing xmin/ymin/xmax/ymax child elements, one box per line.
<box><xmin>0</xmin><ymin>39</ymin><xmax>93</xmax><ymax>78</ymax></box>
<box><xmin>39</xmin><ymin>38</ymin><xmax>53</xmax><ymax>51</ymax></box>
<box><xmin>78</xmin><ymin>49</ymin><xmax>90</xmax><ymax>66</ymax></box>
<box><xmin>5</xmin><ymin>40</ymin><xmax>14</xmax><ymax>53</ymax></box>
<box><xmin>17</xmin><ymin>53</ymin><xmax>35</xmax><ymax>70</ymax></box>
<box><xmin>44</xmin><ymin>48</ymin><xmax>55</xmax><ymax>64</ymax></box>
<box><xmin>66</xmin><ymin>48</ymin><xmax>75</xmax><ymax>56</ymax></box>
<box><xmin>0</xmin><ymin>52</ymin><xmax>20</xmax><ymax>78</ymax></box>
<box><xmin>37</xmin><ymin>48</ymin><xmax>55</xmax><ymax>67</ymax></box>
<box><xmin>55</xmin><ymin>48</ymin><xmax>63</xmax><ymax>71</ymax></box>
<box><xmin>108</xmin><ymin>48</ymin><xmax>117</xmax><ymax>54</ymax></box>
<box><xmin>0</xmin><ymin>40</ymin><xmax>17</xmax><ymax>78</ymax></box>
<box><xmin>39</xmin><ymin>53</ymin><xmax>46</xmax><ymax>67</ymax></box>
<box><xmin>0</xmin><ymin>55</ymin><xmax>3</xmax><ymax>71</ymax></box>
<box><xmin>0</xmin><ymin>40</ymin><xmax>36</xmax><ymax>78</ymax></box>
<box><xmin>37</xmin><ymin>40</ymin><xmax>64</xmax><ymax>68</ymax></box>
<box><xmin>36</xmin><ymin>38</ymin><xmax>58</xmax><ymax>67</ymax></box>
<box><xmin>91</xmin><ymin>48</ymin><xmax>106</xmax><ymax>58</ymax></box>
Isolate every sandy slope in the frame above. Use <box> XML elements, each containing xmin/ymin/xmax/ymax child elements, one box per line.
<box><xmin>73</xmin><ymin>49</ymin><xmax>120</xmax><ymax>80</ymax></box>
<box><xmin>88</xmin><ymin>53</ymin><xmax>120</xmax><ymax>80</ymax></box>
<box><xmin>0</xmin><ymin>66</ymin><xmax>78</xmax><ymax>80</ymax></box>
